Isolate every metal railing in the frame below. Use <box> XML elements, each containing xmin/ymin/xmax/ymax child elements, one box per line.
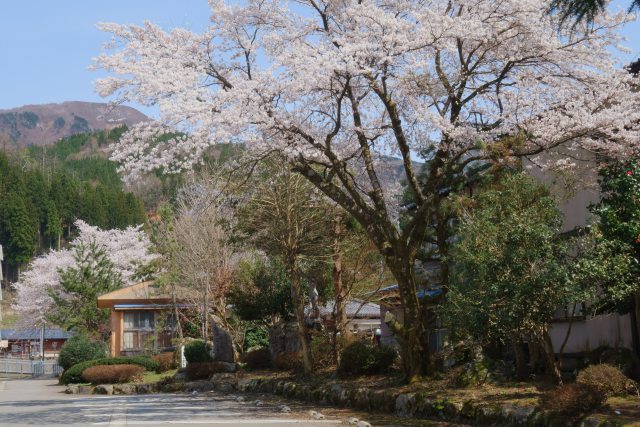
<box><xmin>0</xmin><ymin>358</ymin><xmax>63</xmax><ymax>377</ymax></box>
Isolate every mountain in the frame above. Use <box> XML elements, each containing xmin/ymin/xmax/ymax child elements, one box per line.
<box><xmin>0</xmin><ymin>101</ymin><xmax>148</xmax><ymax>148</ymax></box>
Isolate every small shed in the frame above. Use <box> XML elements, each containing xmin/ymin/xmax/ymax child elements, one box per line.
<box><xmin>97</xmin><ymin>281</ymin><xmax>185</xmax><ymax>356</ymax></box>
<box><xmin>0</xmin><ymin>328</ymin><xmax>73</xmax><ymax>358</ymax></box>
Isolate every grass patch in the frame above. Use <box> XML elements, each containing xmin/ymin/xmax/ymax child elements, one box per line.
<box><xmin>139</xmin><ymin>369</ymin><xmax>178</xmax><ymax>384</ymax></box>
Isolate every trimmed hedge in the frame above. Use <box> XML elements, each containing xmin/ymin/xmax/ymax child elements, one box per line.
<box><xmin>81</xmin><ymin>364</ymin><xmax>144</xmax><ymax>385</ymax></box>
<box><xmin>185</xmin><ymin>362</ymin><xmax>227</xmax><ymax>380</ymax></box>
<box><xmin>153</xmin><ymin>352</ymin><xmax>177</xmax><ymax>373</ymax></box>
<box><xmin>61</xmin><ymin>356</ymin><xmax>159</xmax><ymax>384</ymax></box>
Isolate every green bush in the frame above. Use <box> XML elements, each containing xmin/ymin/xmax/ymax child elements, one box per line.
<box><xmin>61</xmin><ymin>356</ymin><xmax>159</xmax><ymax>384</ymax></box>
<box><xmin>244</xmin><ymin>326</ymin><xmax>269</xmax><ymax>351</ymax></box>
<box><xmin>58</xmin><ymin>334</ymin><xmax>107</xmax><ymax>371</ymax></box>
<box><xmin>338</xmin><ymin>341</ymin><xmax>397</xmax><ymax>377</ymax></box>
<box><xmin>577</xmin><ymin>364</ymin><xmax>634</xmax><ymax>397</ymax></box>
<box><xmin>184</xmin><ymin>340</ymin><xmax>213</xmax><ymax>364</ymax></box>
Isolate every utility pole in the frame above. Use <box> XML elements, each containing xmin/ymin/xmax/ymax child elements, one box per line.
<box><xmin>0</xmin><ymin>244</ymin><xmax>4</xmax><ymax>343</ymax></box>
<box><xmin>0</xmin><ymin>244</ymin><xmax>4</xmax><ymax>326</ymax></box>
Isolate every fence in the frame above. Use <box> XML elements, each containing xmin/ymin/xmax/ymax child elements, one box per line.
<box><xmin>0</xmin><ymin>358</ymin><xmax>63</xmax><ymax>377</ymax></box>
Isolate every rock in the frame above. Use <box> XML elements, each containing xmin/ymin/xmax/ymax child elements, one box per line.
<box><xmin>283</xmin><ymin>382</ymin><xmax>297</xmax><ymax>398</ymax></box>
<box><xmin>112</xmin><ymin>384</ymin><xmax>136</xmax><ymax>395</ymax></box>
<box><xmin>413</xmin><ymin>393</ymin><xmax>436</xmax><ymax>417</ymax></box>
<box><xmin>159</xmin><ymin>382</ymin><xmax>185</xmax><ymax>393</ymax></box>
<box><xmin>443</xmin><ymin>401</ymin><xmax>462</xmax><ymax>418</ymax></box>
<box><xmin>174</xmin><ymin>371</ymin><xmax>188</xmax><ymax>382</ymax></box>
<box><xmin>135</xmin><ymin>383</ymin><xmax>156</xmax><ymax>394</ymax></box>
<box><xmin>65</xmin><ymin>385</ymin><xmax>79</xmax><ymax>394</ymax></box>
<box><xmin>235</xmin><ymin>396</ymin><xmax>245</xmax><ymax>402</ymax></box>
<box><xmin>254</xmin><ymin>400</ymin><xmax>263</xmax><ymax>406</ymax></box>
<box><xmin>94</xmin><ymin>384</ymin><xmax>113</xmax><ymax>395</ymax></box>
<box><xmin>347</xmin><ymin>417</ymin><xmax>359</xmax><ymax>425</ymax></box>
<box><xmin>191</xmin><ymin>390</ymin><xmax>198</xmax><ymax>396</ymax></box>
<box><xmin>369</xmin><ymin>390</ymin><xmax>396</xmax><ymax>413</ymax></box>
<box><xmin>395</xmin><ymin>393</ymin><xmax>416</xmax><ymax>417</ymax></box>
<box><xmin>78</xmin><ymin>385</ymin><xmax>93</xmax><ymax>394</ymax></box>
<box><xmin>356</xmin><ymin>422</ymin><xmax>371</xmax><ymax>427</ymax></box>
<box><xmin>279</xmin><ymin>405</ymin><xmax>292</xmax><ymax>413</ymax></box>
<box><xmin>580</xmin><ymin>417</ymin><xmax>609</xmax><ymax>427</ymax></box>
<box><xmin>210</xmin><ymin>373</ymin><xmax>237</xmax><ymax>393</ymax></box>
<box><xmin>212</xmin><ymin>323</ymin><xmax>235</xmax><ymax>363</ymax></box>
<box><xmin>353</xmin><ymin>388</ymin><xmax>371</xmax><ymax>410</ymax></box>
<box><xmin>500</xmin><ymin>404</ymin><xmax>534</xmax><ymax>424</ymax></box>
<box><xmin>217</xmin><ymin>362</ymin><xmax>237</xmax><ymax>373</ymax></box>
<box><xmin>185</xmin><ymin>380</ymin><xmax>215</xmax><ymax>393</ymax></box>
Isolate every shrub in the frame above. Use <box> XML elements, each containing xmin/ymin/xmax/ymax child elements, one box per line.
<box><xmin>81</xmin><ymin>364</ymin><xmax>144</xmax><ymax>385</ymax></box>
<box><xmin>58</xmin><ymin>335</ymin><xmax>107</xmax><ymax>371</ymax></box>
<box><xmin>244</xmin><ymin>326</ymin><xmax>269</xmax><ymax>351</ymax></box>
<box><xmin>577</xmin><ymin>364</ymin><xmax>634</xmax><ymax>397</ymax></box>
<box><xmin>338</xmin><ymin>341</ymin><xmax>397</xmax><ymax>377</ymax></box>
<box><xmin>244</xmin><ymin>348</ymin><xmax>272</xmax><ymax>370</ymax></box>
<box><xmin>311</xmin><ymin>336</ymin><xmax>336</xmax><ymax>369</ymax></box>
<box><xmin>273</xmin><ymin>352</ymin><xmax>303</xmax><ymax>371</ymax></box>
<box><xmin>61</xmin><ymin>356</ymin><xmax>159</xmax><ymax>384</ymax></box>
<box><xmin>539</xmin><ymin>383</ymin><xmax>605</xmax><ymax>416</ymax></box>
<box><xmin>184</xmin><ymin>340</ymin><xmax>213</xmax><ymax>364</ymax></box>
<box><xmin>153</xmin><ymin>353</ymin><xmax>177</xmax><ymax>373</ymax></box>
<box><xmin>185</xmin><ymin>362</ymin><xmax>226</xmax><ymax>380</ymax></box>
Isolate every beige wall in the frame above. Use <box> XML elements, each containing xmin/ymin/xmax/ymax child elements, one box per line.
<box><xmin>525</xmin><ymin>149</ymin><xmax>600</xmax><ymax>232</ymax></box>
<box><xmin>549</xmin><ymin>313</ymin><xmax>633</xmax><ymax>354</ymax></box>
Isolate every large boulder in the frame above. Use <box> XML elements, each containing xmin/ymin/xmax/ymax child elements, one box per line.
<box><xmin>212</xmin><ymin>324</ymin><xmax>235</xmax><ymax>363</ymax></box>
<box><xmin>112</xmin><ymin>384</ymin><xmax>136</xmax><ymax>395</ymax></box>
<box><xmin>94</xmin><ymin>385</ymin><xmax>113</xmax><ymax>395</ymax></box>
<box><xmin>210</xmin><ymin>373</ymin><xmax>237</xmax><ymax>392</ymax></box>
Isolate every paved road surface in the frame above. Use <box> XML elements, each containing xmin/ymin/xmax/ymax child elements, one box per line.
<box><xmin>0</xmin><ymin>378</ymin><xmax>344</xmax><ymax>426</ymax></box>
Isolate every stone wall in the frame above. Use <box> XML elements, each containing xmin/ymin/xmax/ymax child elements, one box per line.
<box><xmin>236</xmin><ymin>377</ymin><xmax>614</xmax><ymax>427</ymax></box>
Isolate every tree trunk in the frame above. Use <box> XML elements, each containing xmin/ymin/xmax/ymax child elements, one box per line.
<box><xmin>511</xmin><ymin>336</ymin><xmax>529</xmax><ymax>380</ymax></box>
<box><xmin>540</xmin><ymin>328</ymin><xmax>562</xmax><ymax>384</ymax></box>
<box><xmin>632</xmin><ymin>292</ymin><xmax>640</xmax><ymax>359</ymax></box>
<box><xmin>287</xmin><ymin>263</ymin><xmax>313</xmax><ymax>375</ymax></box>
<box><xmin>332</xmin><ymin>216</ymin><xmax>348</xmax><ymax>363</ymax></box>
<box><xmin>386</xmin><ymin>259</ymin><xmax>431</xmax><ymax>381</ymax></box>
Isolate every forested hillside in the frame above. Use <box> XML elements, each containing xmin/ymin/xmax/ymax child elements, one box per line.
<box><xmin>0</xmin><ymin>127</ymin><xmax>146</xmax><ymax>282</ymax></box>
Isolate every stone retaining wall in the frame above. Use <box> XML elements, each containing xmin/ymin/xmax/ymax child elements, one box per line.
<box><xmin>236</xmin><ymin>377</ymin><xmax>614</xmax><ymax>427</ymax></box>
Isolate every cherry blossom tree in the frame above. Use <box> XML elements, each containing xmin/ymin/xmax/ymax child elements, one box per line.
<box><xmin>95</xmin><ymin>0</ymin><xmax>640</xmax><ymax>379</ymax></box>
<box><xmin>12</xmin><ymin>220</ymin><xmax>156</xmax><ymax>327</ymax></box>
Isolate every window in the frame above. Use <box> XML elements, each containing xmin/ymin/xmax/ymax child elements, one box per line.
<box><xmin>121</xmin><ymin>311</ymin><xmax>176</xmax><ymax>352</ymax></box>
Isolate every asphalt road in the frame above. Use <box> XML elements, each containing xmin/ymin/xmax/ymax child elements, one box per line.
<box><xmin>0</xmin><ymin>378</ymin><xmax>345</xmax><ymax>426</ymax></box>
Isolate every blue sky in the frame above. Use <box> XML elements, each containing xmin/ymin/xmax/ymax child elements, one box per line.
<box><xmin>0</xmin><ymin>0</ymin><xmax>638</xmax><ymax>116</ymax></box>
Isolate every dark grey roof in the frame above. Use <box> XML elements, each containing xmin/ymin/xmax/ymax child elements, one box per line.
<box><xmin>0</xmin><ymin>329</ymin><xmax>73</xmax><ymax>340</ymax></box>
<box><xmin>307</xmin><ymin>299</ymin><xmax>380</xmax><ymax>319</ymax></box>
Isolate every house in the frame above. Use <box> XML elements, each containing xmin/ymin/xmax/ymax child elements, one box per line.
<box><xmin>374</xmin><ymin>284</ymin><xmax>447</xmax><ymax>352</ymax></box>
<box><xmin>97</xmin><ymin>281</ymin><xmax>185</xmax><ymax>357</ymax></box>
<box><xmin>311</xmin><ymin>299</ymin><xmax>381</xmax><ymax>335</ymax></box>
<box><xmin>0</xmin><ymin>328</ymin><xmax>73</xmax><ymax>358</ymax></box>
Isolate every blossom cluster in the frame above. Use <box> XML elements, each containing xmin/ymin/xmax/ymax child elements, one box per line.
<box><xmin>11</xmin><ymin>220</ymin><xmax>157</xmax><ymax>327</ymax></box>
<box><xmin>94</xmin><ymin>0</ymin><xmax>640</xmax><ymax>218</ymax></box>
